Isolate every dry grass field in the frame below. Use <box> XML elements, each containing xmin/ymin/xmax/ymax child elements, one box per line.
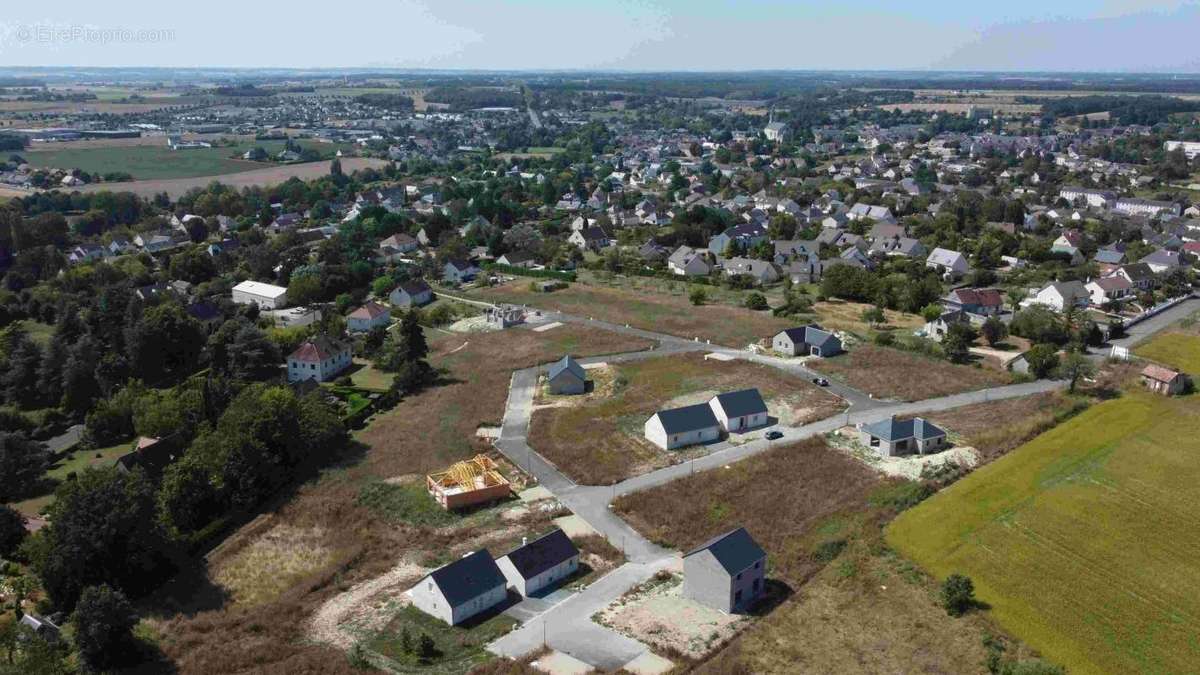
<box><xmin>529</xmin><ymin>353</ymin><xmax>843</xmax><ymax>484</ymax></box>
<box><xmin>615</xmin><ymin>437</ymin><xmax>887</xmax><ymax>585</ymax></box>
<box><xmin>73</xmin><ymin>157</ymin><xmax>389</xmax><ymax>199</ymax></box>
<box><xmin>697</xmin><ymin>539</ymin><xmax>1037</xmax><ymax>675</ymax></box>
<box><xmin>924</xmin><ymin>391</ymin><xmax>1088</xmax><ymax>464</ymax></box>
<box><xmin>809</xmin><ymin>345</ymin><xmax>1012</xmax><ymax>401</ymax></box>
<box><xmin>810</xmin><ymin>299</ymin><xmax>924</xmax><ymax>336</ymax></box>
<box><xmin>472</xmin><ymin>281</ymin><xmax>796</xmax><ymax>347</ymax></box>
<box><xmin>888</xmin><ymin>393</ymin><xmax>1200</xmax><ymax>674</ymax></box>
<box><xmin>148</xmin><ymin>324</ymin><xmax>651</xmax><ymax>674</ymax></box>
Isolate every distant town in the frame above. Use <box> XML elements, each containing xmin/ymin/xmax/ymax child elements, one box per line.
<box><xmin>1</xmin><ymin>69</ymin><xmax>1200</xmax><ymax>675</ymax></box>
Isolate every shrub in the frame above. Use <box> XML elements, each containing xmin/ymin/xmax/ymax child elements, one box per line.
<box><xmin>812</xmin><ymin>539</ymin><xmax>847</xmax><ymax>563</ymax></box>
<box><xmin>689</xmin><ymin>287</ymin><xmax>707</xmax><ymax>306</ymax></box>
<box><xmin>941</xmin><ymin>573</ymin><xmax>976</xmax><ymax>616</ymax></box>
<box><xmin>0</xmin><ymin>505</ymin><xmax>26</xmax><ymax>558</ymax></box>
<box><xmin>74</xmin><ymin>584</ymin><xmax>139</xmax><ymax>670</ymax></box>
<box><xmin>744</xmin><ymin>292</ymin><xmax>768</xmax><ymax>311</ymax></box>
<box><xmin>874</xmin><ymin>331</ymin><xmax>895</xmax><ymax>346</ymax></box>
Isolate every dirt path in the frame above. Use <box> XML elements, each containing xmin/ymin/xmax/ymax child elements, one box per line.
<box><xmin>307</xmin><ymin>559</ymin><xmax>428</xmax><ymax>650</ymax></box>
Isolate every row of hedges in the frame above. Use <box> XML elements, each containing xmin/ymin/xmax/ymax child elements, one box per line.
<box><xmin>482</xmin><ymin>262</ymin><xmax>577</xmax><ymax>282</ymax></box>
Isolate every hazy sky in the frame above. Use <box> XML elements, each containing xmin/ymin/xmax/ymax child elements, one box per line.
<box><xmin>0</xmin><ymin>0</ymin><xmax>1196</xmax><ymax>72</ymax></box>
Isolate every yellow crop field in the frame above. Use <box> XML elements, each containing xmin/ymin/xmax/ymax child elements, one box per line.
<box><xmin>887</xmin><ymin>393</ymin><xmax>1200</xmax><ymax>674</ymax></box>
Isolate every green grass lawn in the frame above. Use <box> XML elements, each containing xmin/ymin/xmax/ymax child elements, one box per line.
<box><xmin>349</xmin><ymin>359</ymin><xmax>392</xmax><ymax>391</ymax></box>
<box><xmin>367</xmin><ymin>604</ymin><xmax>516</xmax><ymax>672</ymax></box>
<box><xmin>1133</xmin><ymin>331</ymin><xmax>1200</xmax><ymax>373</ymax></box>
<box><xmin>25</xmin><ymin>139</ymin><xmax>353</xmax><ymax>180</ymax></box>
<box><xmin>9</xmin><ymin>439</ymin><xmax>132</xmax><ymax>517</ymax></box>
<box><xmin>886</xmin><ymin>393</ymin><xmax>1200</xmax><ymax>674</ymax></box>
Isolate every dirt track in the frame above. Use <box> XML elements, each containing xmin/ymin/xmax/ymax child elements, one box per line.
<box><xmin>73</xmin><ymin>157</ymin><xmax>389</xmax><ymax>198</ymax></box>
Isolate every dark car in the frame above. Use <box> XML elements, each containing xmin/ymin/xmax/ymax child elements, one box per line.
<box><xmin>765</xmin><ymin>430</ymin><xmax>783</xmax><ymax>440</ymax></box>
<box><xmin>812</xmin><ymin>377</ymin><xmax>829</xmax><ymax>386</ymax></box>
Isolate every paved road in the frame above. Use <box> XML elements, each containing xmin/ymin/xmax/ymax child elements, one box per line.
<box><xmin>475</xmin><ymin>288</ymin><xmax>1189</xmax><ymax>669</ymax></box>
<box><xmin>1109</xmin><ymin>297</ymin><xmax>1198</xmax><ymax>350</ymax></box>
<box><xmin>489</xmin><ymin>559</ymin><xmax>673</xmax><ymax>669</ymax></box>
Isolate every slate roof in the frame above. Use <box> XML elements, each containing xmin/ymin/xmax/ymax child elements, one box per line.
<box><xmin>684</xmin><ymin>527</ymin><xmax>767</xmax><ymax>575</ymax></box>
<box><xmin>1118</xmin><ymin>263</ymin><xmax>1155</xmax><ymax>283</ymax></box>
<box><xmin>1141</xmin><ymin>249</ymin><xmax>1181</xmax><ymax>268</ymax></box>
<box><xmin>1093</xmin><ymin>249</ymin><xmax>1125</xmax><ymax>265</ymax></box>
<box><xmin>653</xmin><ymin>403</ymin><xmax>720</xmax><ymax>435</ymax></box>
<box><xmin>425</xmin><ymin>549</ymin><xmax>506</xmax><ymax>607</ymax></box>
<box><xmin>927</xmin><ymin>248</ymin><xmax>967</xmax><ymax>268</ymax></box>
<box><xmin>397</xmin><ymin>279</ymin><xmax>432</xmax><ymax>296</ymax></box>
<box><xmin>548</xmin><ymin>355</ymin><xmax>585</xmax><ymax>383</ymax></box>
<box><xmin>861</xmin><ymin>416</ymin><xmax>945</xmax><ymax>442</ymax></box>
<box><xmin>500</xmin><ymin>529</ymin><xmax>579</xmax><ymax>581</ymax></box>
<box><xmin>711</xmin><ymin>389</ymin><xmax>767</xmax><ymax>418</ymax></box>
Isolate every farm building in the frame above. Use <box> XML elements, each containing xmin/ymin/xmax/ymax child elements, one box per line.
<box><xmin>683</xmin><ymin>526</ymin><xmax>767</xmax><ymax>614</ymax></box>
<box><xmin>496</xmin><ymin>529</ymin><xmax>580</xmax><ymax>597</ymax></box>
<box><xmin>771</xmin><ymin>325</ymin><xmax>843</xmax><ymax>357</ymax></box>
<box><xmin>287</xmin><ymin>335</ymin><xmax>352</xmax><ymax>383</ymax></box>
<box><xmin>1141</xmin><ymin>365</ymin><xmax>1187</xmax><ymax>396</ymax></box>
<box><xmin>231</xmin><ymin>280</ymin><xmax>288</xmax><ymax>310</ymax></box>
<box><xmin>645</xmin><ymin>403</ymin><xmax>722</xmax><ymax>451</ymax></box>
<box><xmin>546</xmin><ymin>355</ymin><xmax>587</xmax><ymax>395</ymax></box>
<box><xmin>410</xmin><ymin>549</ymin><xmax>508</xmax><ymax>626</ymax></box>
<box><xmin>347</xmin><ymin>301</ymin><xmax>391</xmax><ymax>332</ymax></box>
<box><xmin>858</xmin><ymin>415</ymin><xmax>947</xmax><ymax>457</ymax></box>
<box><xmin>389</xmin><ymin>280</ymin><xmax>433</xmax><ymax>308</ymax></box>
<box><xmin>709</xmin><ymin>389</ymin><xmax>769</xmax><ymax>433</ymax></box>
<box><xmin>426</xmin><ymin>455</ymin><xmax>512</xmax><ymax>509</ymax></box>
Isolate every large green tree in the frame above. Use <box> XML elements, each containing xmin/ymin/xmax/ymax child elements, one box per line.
<box><xmin>73</xmin><ymin>584</ymin><xmax>138</xmax><ymax>671</ymax></box>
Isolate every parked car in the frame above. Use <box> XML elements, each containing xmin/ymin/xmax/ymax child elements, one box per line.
<box><xmin>765</xmin><ymin>430</ymin><xmax>783</xmax><ymax>440</ymax></box>
<box><xmin>811</xmin><ymin>377</ymin><xmax>829</xmax><ymax>386</ymax></box>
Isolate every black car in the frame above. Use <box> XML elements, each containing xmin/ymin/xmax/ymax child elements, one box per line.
<box><xmin>812</xmin><ymin>377</ymin><xmax>829</xmax><ymax>386</ymax></box>
<box><xmin>765</xmin><ymin>430</ymin><xmax>783</xmax><ymax>440</ymax></box>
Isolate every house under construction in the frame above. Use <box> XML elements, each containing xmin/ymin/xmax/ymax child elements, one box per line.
<box><xmin>486</xmin><ymin>304</ymin><xmax>525</xmax><ymax>328</ymax></box>
<box><xmin>426</xmin><ymin>454</ymin><xmax>512</xmax><ymax>509</ymax></box>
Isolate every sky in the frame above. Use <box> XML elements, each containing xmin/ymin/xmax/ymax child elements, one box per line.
<box><xmin>0</xmin><ymin>0</ymin><xmax>1196</xmax><ymax>72</ymax></box>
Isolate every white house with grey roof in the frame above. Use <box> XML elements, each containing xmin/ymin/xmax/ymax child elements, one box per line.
<box><xmin>926</xmin><ymin>248</ymin><xmax>971</xmax><ymax>279</ymax></box>
<box><xmin>772</xmin><ymin>325</ymin><xmax>842</xmax><ymax>357</ymax></box>
<box><xmin>858</xmin><ymin>416</ymin><xmax>947</xmax><ymax>457</ymax></box>
<box><xmin>410</xmin><ymin>549</ymin><xmax>508</xmax><ymax>626</ymax></box>
<box><xmin>644</xmin><ymin>403</ymin><xmax>722</xmax><ymax>450</ymax></box>
<box><xmin>546</xmin><ymin>355</ymin><xmax>587</xmax><ymax>395</ymax></box>
<box><xmin>683</xmin><ymin>527</ymin><xmax>767</xmax><ymax>613</ymax></box>
<box><xmin>496</xmin><ymin>529</ymin><xmax>579</xmax><ymax>597</ymax></box>
<box><xmin>708</xmin><ymin>389</ymin><xmax>769</xmax><ymax>433</ymax></box>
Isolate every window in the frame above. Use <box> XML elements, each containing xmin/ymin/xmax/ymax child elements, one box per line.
<box><xmin>736</xmin><ymin>572</ymin><xmax>742</xmax><ymax>580</ymax></box>
<box><xmin>754</xmin><ymin>561</ymin><xmax>760</xmax><ymax>569</ymax></box>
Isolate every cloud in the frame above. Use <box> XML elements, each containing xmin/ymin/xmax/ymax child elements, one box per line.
<box><xmin>934</xmin><ymin>3</ymin><xmax>1200</xmax><ymax>72</ymax></box>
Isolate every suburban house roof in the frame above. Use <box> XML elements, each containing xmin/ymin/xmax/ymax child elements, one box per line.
<box><xmin>397</xmin><ymin>279</ymin><xmax>432</xmax><ymax>296</ymax></box>
<box><xmin>499</xmin><ymin>251</ymin><xmax>535</xmax><ymax>265</ymax></box>
<box><xmin>1045</xmin><ymin>280</ymin><xmax>1088</xmax><ymax>300</ymax></box>
<box><xmin>380</xmin><ymin>233</ymin><xmax>417</xmax><ymax>248</ymax></box>
<box><xmin>349</xmin><ymin>301</ymin><xmax>389</xmax><ymax>320</ymax></box>
<box><xmin>778</xmin><ymin>325</ymin><xmax>838</xmax><ymax>350</ymax></box>
<box><xmin>927</xmin><ymin>247</ymin><xmax>967</xmax><ymax>267</ymax></box>
<box><xmin>1142</xmin><ymin>364</ymin><xmax>1183</xmax><ymax>383</ymax></box>
<box><xmin>233</xmin><ymin>280</ymin><xmax>288</xmax><ymax>299</ymax></box>
<box><xmin>1091</xmin><ymin>276</ymin><xmax>1132</xmax><ymax>291</ymax></box>
<box><xmin>445</xmin><ymin>259</ymin><xmax>478</xmax><ymax>272</ymax></box>
<box><xmin>947</xmin><ymin>288</ymin><xmax>1003</xmax><ymax>308</ymax></box>
<box><xmin>711</xmin><ymin>389</ymin><xmax>767</xmax><ymax>418</ymax></box>
<box><xmin>684</xmin><ymin>527</ymin><xmax>767</xmax><ymax>575</ymax></box>
<box><xmin>289</xmin><ymin>335</ymin><xmax>350</xmax><ymax>363</ymax></box>
<box><xmin>1140</xmin><ymin>249</ymin><xmax>1181</xmax><ymax>268</ymax></box>
<box><xmin>1118</xmin><ymin>262</ymin><xmax>1155</xmax><ymax>282</ymax></box>
<box><xmin>500</xmin><ymin>529</ymin><xmax>579</xmax><ymax>581</ymax></box>
<box><xmin>862</xmin><ymin>416</ymin><xmax>946</xmax><ymax>442</ymax></box>
<box><xmin>1093</xmin><ymin>249</ymin><xmax>1125</xmax><ymax>264</ymax></box>
<box><xmin>424</xmin><ymin>549</ymin><xmax>506</xmax><ymax>607</ymax></box>
<box><xmin>653</xmin><ymin>403</ymin><xmax>720</xmax><ymax>435</ymax></box>
<box><xmin>548</xmin><ymin>355</ymin><xmax>586</xmax><ymax>383</ymax></box>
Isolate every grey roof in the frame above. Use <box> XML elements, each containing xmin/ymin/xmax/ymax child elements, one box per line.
<box><xmin>862</xmin><ymin>416</ymin><xmax>945</xmax><ymax>442</ymax></box>
<box><xmin>653</xmin><ymin>403</ymin><xmax>720</xmax><ymax>435</ymax></box>
<box><xmin>684</xmin><ymin>527</ymin><xmax>767</xmax><ymax>575</ymax></box>
<box><xmin>500</xmin><ymin>529</ymin><xmax>579</xmax><ymax>580</ymax></box>
<box><xmin>1140</xmin><ymin>249</ymin><xmax>1181</xmax><ymax>267</ymax></box>
<box><xmin>711</xmin><ymin>388</ymin><xmax>767</xmax><ymax>418</ymax></box>
<box><xmin>399</xmin><ymin>279</ymin><xmax>432</xmax><ymax>296</ymax></box>
<box><xmin>778</xmin><ymin>325</ymin><xmax>839</xmax><ymax>351</ymax></box>
<box><xmin>1093</xmin><ymin>249</ymin><xmax>1125</xmax><ymax>264</ymax></box>
<box><xmin>424</xmin><ymin>549</ymin><xmax>506</xmax><ymax>607</ymax></box>
<box><xmin>548</xmin><ymin>355</ymin><xmax>586</xmax><ymax>383</ymax></box>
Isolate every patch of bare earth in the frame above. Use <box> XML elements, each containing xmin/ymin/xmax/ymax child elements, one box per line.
<box><xmin>596</xmin><ymin>573</ymin><xmax>749</xmax><ymax>661</ymax></box>
<box><xmin>810</xmin><ymin>345</ymin><xmax>1010</xmax><ymax>401</ymax></box>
